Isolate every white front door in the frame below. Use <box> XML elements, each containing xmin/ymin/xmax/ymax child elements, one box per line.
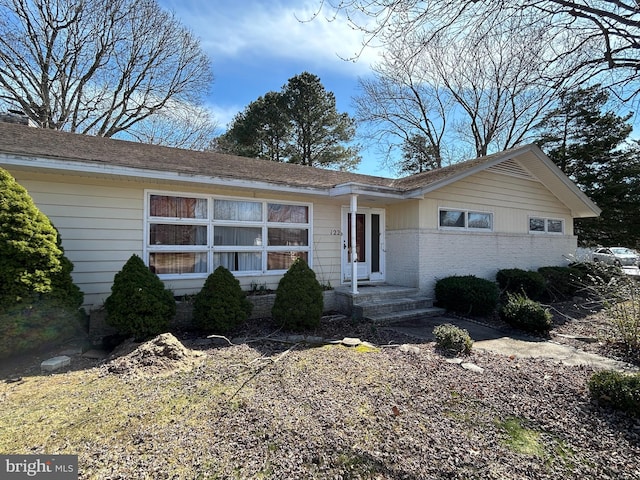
<box><xmin>342</xmin><ymin>207</ymin><xmax>385</xmax><ymax>282</ymax></box>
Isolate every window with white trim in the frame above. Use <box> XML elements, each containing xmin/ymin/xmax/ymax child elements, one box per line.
<box><xmin>529</xmin><ymin>217</ymin><xmax>564</xmax><ymax>234</ymax></box>
<box><xmin>439</xmin><ymin>209</ymin><xmax>493</xmax><ymax>231</ymax></box>
<box><xmin>146</xmin><ymin>193</ymin><xmax>311</xmax><ymax>277</ymax></box>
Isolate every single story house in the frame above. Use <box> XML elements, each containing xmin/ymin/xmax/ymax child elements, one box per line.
<box><xmin>0</xmin><ymin>121</ymin><xmax>600</xmax><ymax>313</ymax></box>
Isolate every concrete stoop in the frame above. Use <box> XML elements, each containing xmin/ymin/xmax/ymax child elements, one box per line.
<box><xmin>335</xmin><ymin>285</ymin><xmax>445</xmax><ymax>325</ymax></box>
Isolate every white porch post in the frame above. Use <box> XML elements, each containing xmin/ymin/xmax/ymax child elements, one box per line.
<box><xmin>350</xmin><ymin>194</ymin><xmax>359</xmax><ymax>295</ymax></box>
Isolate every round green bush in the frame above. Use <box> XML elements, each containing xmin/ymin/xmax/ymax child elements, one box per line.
<box><xmin>537</xmin><ymin>266</ymin><xmax>584</xmax><ymax>299</ymax></box>
<box><xmin>272</xmin><ymin>258</ymin><xmax>323</xmax><ymax>330</ymax></box>
<box><xmin>0</xmin><ymin>169</ymin><xmax>85</xmax><ymax>358</ymax></box>
<box><xmin>0</xmin><ymin>168</ymin><xmax>62</xmax><ymax>308</ymax></box>
<box><xmin>496</xmin><ymin>268</ymin><xmax>546</xmax><ymax>300</ymax></box>
<box><xmin>193</xmin><ymin>266</ymin><xmax>252</xmax><ymax>333</ymax></box>
<box><xmin>588</xmin><ymin>370</ymin><xmax>640</xmax><ymax>417</ymax></box>
<box><xmin>433</xmin><ymin>323</ymin><xmax>473</xmax><ymax>355</ymax></box>
<box><xmin>104</xmin><ymin>254</ymin><xmax>176</xmax><ymax>340</ymax></box>
<box><xmin>499</xmin><ymin>293</ymin><xmax>553</xmax><ymax>334</ymax></box>
<box><xmin>435</xmin><ymin>275</ymin><xmax>499</xmax><ymax>316</ymax></box>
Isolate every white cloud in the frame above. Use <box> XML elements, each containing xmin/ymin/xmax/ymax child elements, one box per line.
<box><xmin>164</xmin><ymin>0</ymin><xmax>380</xmax><ymax>76</ymax></box>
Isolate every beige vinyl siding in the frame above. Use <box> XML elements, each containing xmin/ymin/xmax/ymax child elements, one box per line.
<box><xmin>9</xmin><ymin>170</ymin><xmax>347</xmax><ymax>308</ymax></box>
<box><xmin>311</xmin><ymin>202</ymin><xmax>342</xmax><ymax>288</ymax></box>
<box><xmin>12</xmin><ymin>172</ymin><xmax>143</xmax><ymax>308</ymax></box>
<box><xmin>386</xmin><ymin>201</ymin><xmax>420</xmax><ymax>230</ymax></box>
<box><xmin>421</xmin><ymin>171</ymin><xmax>573</xmax><ymax>235</ymax></box>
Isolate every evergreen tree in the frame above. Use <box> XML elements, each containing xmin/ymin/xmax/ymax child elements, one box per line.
<box><xmin>399</xmin><ymin>134</ymin><xmax>441</xmax><ymax>174</ymax></box>
<box><xmin>0</xmin><ymin>168</ymin><xmax>61</xmax><ymax>307</ymax></box>
<box><xmin>284</xmin><ymin>72</ymin><xmax>360</xmax><ymax>170</ymax></box>
<box><xmin>536</xmin><ymin>85</ymin><xmax>640</xmax><ymax>248</ymax></box>
<box><xmin>216</xmin><ymin>92</ymin><xmax>290</xmax><ymax>161</ymax></box>
<box><xmin>214</xmin><ymin>72</ymin><xmax>360</xmax><ymax>170</ymax></box>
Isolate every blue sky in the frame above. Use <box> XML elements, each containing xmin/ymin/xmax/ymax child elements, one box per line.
<box><xmin>157</xmin><ymin>0</ymin><xmax>392</xmax><ymax>176</ymax></box>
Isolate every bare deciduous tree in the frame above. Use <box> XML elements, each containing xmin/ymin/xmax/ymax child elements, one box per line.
<box><xmin>126</xmin><ymin>103</ymin><xmax>218</xmax><ymax>151</ymax></box>
<box><xmin>355</xmin><ymin>16</ymin><xmax>565</xmax><ymax>171</ymax></box>
<box><xmin>354</xmin><ymin>41</ymin><xmax>451</xmax><ymax>171</ymax></box>
<box><xmin>0</xmin><ymin>0</ymin><xmax>214</xmax><ymax>139</ymax></box>
<box><xmin>318</xmin><ymin>0</ymin><xmax>640</xmax><ymax>96</ymax></box>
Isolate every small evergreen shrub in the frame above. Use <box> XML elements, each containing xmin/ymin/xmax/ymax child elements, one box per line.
<box><xmin>537</xmin><ymin>266</ymin><xmax>584</xmax><ymax>299</ymax></box>
<box><xmin>0</xmin><ymin>298</ymin><xmax>84</xmax><ymax>359</ymax></box>
<box><xmin>272</xmin><ymin>258</ymin><xmax>323</xmax><ymax>330</ymax></box>
<box><xmin>104</xmin><ymin>254</ymin><xmax>176</xmax><ymax>340</ymax></box>
<box><xmin>435</xmin><ymin>275</ymin><xmax>499</xmax><ymax>316</ymax></box>
<box><xmin>500</xmin><ymin>293</ymin><xmax>553</xmax><ymax>334</ymax></box>
<box><xmin>0</xmin><ymin>168</ymin><xmax>62</xmax><ymax>308</ymax></box>
<box><xmin>588</xmin><ymin>370</ymin><xmax>640</xmax><ymax>417</ymax></box>
<box><xmin>0</xmin><ymin>170</ymin><xmax>85</xmax><ymax>358</ymax></box>
<box><xmin>193</xmin><ymin>266</ymin><xmax>252</xmax><ymax>332</ymax></box>
<box><xmin>433</xmin><ymin>323</ymin><xmax>473</xmax><ymax>355</ymax></box>
<box><xmin>48</xmin><ymin>225</ymin><xmax>84</xmax><ymax>309</ymax></box>
<box><xmin>496</xmin><ymin>268</ymin><xmax>546</xmax><ymax>300</ymax></box>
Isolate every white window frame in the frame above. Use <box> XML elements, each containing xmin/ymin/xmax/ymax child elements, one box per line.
<box><xmin>528</xmin><ymin>216</ymin><xmax>564</xmax><ymax>235</ymax></box>
<box><xmin>144</xmin><ymin>190</ymin><xmax>313</xmax><ymax>279</ymax></box>
<box><xmin>438</xmin><ymin>208</ymin><xmax>493</xmax><ymax>232</ymax></box>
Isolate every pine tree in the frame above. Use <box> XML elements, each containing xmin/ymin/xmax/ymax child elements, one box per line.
<box><xmin>213</xmin><ymin>72</ymin><xmax>360</xmax><ymax>170</ymax></box>
<box><xmin>0</xmin><ymin>168</ymin><xmax>62</xmax><ymax>307</ymax></box>
<box><xmin>536</xmin><ymin>85</ymin><xmax>640</xmax><ymax>248</ymax></box>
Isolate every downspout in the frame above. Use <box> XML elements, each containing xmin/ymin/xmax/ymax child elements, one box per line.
<box><xmin>350</xmin><ymin>194</ymin><xmax>358</xmax><ymax>295</ymax></box>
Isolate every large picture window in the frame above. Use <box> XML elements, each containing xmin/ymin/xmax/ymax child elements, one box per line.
<box><xmin>439</xmin><ymin>208</ymin><xmax>493</xmax><ymax>231</ymax></box>
<box><xmin>146</xmin><ymin>192</ymin><xmax>311</xmax><ymax>277</ymax></box>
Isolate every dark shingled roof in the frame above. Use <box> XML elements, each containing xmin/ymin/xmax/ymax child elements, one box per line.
<box><xmin>0</xmin><ymin>121</ymin><xmax>525</xmax><ymax>193</ymax></box>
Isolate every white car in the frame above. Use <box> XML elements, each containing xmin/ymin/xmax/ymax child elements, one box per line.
<box><xmin>592</xmin><ymin>247</ymin><xmax>639</xmax><ymax>267</ymax></box>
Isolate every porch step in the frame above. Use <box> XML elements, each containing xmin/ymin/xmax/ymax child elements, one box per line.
<box><xmin>353</xmin><ymin>296</ymin><xmax>435</xmax><ymax>318</ymax></box>
<box><xmin>345</xmin><ymin>285</ymin><xmax>446</xmax><ymax>325</ymax></box>
<box><xmin>366</xmin><ymin>307</ymin><xmax>446</xmax><ymax>325</ymax></box>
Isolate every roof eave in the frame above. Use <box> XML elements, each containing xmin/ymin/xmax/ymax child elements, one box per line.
<box><xmin>0</xmin><ymin>153</ymin><xmax>333</xmax><ymax>197</ymax></box>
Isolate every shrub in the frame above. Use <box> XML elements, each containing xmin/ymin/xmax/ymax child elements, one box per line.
<box><xmin>104</xmin><ymin>254</ymin><xmax>176</xmax><ymax>340</ymax></box>
<box><xmin>496</xmin><ymin>268</ymin><xmax>546</xmax><ymax>300</ymax></box>
<box><xmin>47</xmin><ymin>225</ymin><xmax>84</xmax><ymax>309</ymax></box>
<box><xmin>500</xmin><ymin>293</ymin><xmax>553</xmax><ymax>334</ymax></box>
<box><xmin>193</xmin><ymin>266</ymin><xmax>252</xmax><ymax>333</ymax></box>
<box><xmin>0</xmin><ymin>298</ymin><xmax>85</xmax><ymax>359</ymax></box>
<box><xmin>568</xmin><ymin>261</ymin><xmax>624</xmax><ymax>289</ymax></box>
<box><xmin>0</xmin><ymin>168</ymin><xmax>62</xmax><ymax>308</ymax></box>
<box><xmin>435</xmin><ymin>275</ymin><xmax>499</xmax><ymax>316</ymax></box>
<box><xmin>272</xmin><ymin>258</ymin><xmax>323</xmax><ymax>330</ymax></box>
<box><xmin>433</xmin><ymin>323</ymin><xmax>473</xmax><ymax>355</ymax></box>
<box><xmin>0</xmin><ymin>170</ymin><xmax>85</xmax><ymax>358</ymax></box>
<box><xmin>588</xmin><ymin>370</ymin><xmax>640</xmax><ymax>417</ymax></box>
<box><xmin>603</xmin><ymin>278</ymin><xmax>640</xmax><ymax>350</ymax></box>
<box><xmin>537</xmin><ymin>266</ymin><xmax>584</xmax><ymax>299</ymax></box>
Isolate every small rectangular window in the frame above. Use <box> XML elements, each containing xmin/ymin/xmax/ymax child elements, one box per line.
<box><xmin>468</xmin><ymin>212</ymin><xmax>492</xmax><ymax>230</ymax></box>
<box><xmin>149</xmin><ymin>224</ymin><xmax>207</xmax><ymax>246</ymax></box>
<box><xmin>149</xmin><ymin>252</ymin><xmax>207</xmax><ymax>274</ymax></box>
<box><xmin>547</xmin><ymin>219</ymin><xmax>563</xmax><ymax>233</ymax></box>
<box><xmin>214</xmin><ymin>200</ymin><xmax>262</xmax><ymax>221</ymax></box>
<box><xmin>150</xmin><ymin>195</ymin><xmax>207</xmax><ymax>219</ymax></box>
<box><xmin>214</xmin><ymin>252</ymin><xmax>262</xmax><ymax>272</ymax></box>
<box><xmin>439</xmin><ymin>209</ymin><xmax>492</xmax><ymax>231</ymax></box>
<box><xmin>213</xmin><ymin>226</ymin><xmax>262</xmax><ymax>246</ymax></box>
<box><xmin>268</xmin><ymin>204</ymin><xmax>309</xmax><ymax>223</ymax></box>
<box><xmin>267</xmin><ymin>251</ymin><xmax>308</xmax><ymax>271</ymax></box>
<box><xmin>268</xmin><ymin>228</ymin><xmax>309</xmax><ymax>246</ymax></box>
<box><xmin>439</xmin><ymin>210</ymin><xmax>465</xmax><ymax>228</ymax></box>
<box><xmin>529</xmin><ymin>217</ymin><xmax>564</xmax><ymax>234</ymax></box>
<box><xmin>529</xmin><ymin>217</ymin><xmax>545</xmax><ymax>232</ymax></box>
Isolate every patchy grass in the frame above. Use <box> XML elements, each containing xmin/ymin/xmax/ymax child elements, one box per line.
<box><xmin>498</xmin><ymin>417</ymin><xmax>545</xmax><ymax>457</ymax></box>
<box><xmin>1</xmin><ymin>337</ymin><xmax>638</xmax><ymax>479</ymax></box>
